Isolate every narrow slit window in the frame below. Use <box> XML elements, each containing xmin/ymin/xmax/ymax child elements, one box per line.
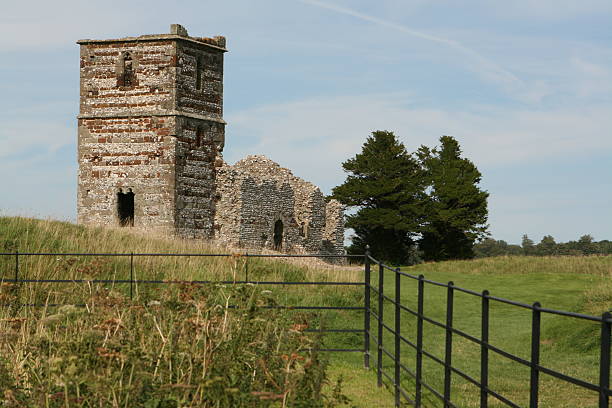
<box><xmin>123</xmin><ymin>53</ymin><xmax>133</xmax><ymax>87</ymax></box>
<box><xmin>117</xmin><ymin>52</ymin><xmax>133</xmax><ymax>87</ymax></box>
<box><xmin>196</xmin><ymin>127</ymin><xmax>203</xmax><ymax>147</ymax></box>
<box><xmin>117</xmin><ymin>189</ymin><xmax>135</xmax><ymax>227</ymax></box>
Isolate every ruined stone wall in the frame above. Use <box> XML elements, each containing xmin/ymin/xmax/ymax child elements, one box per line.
<box><xmin>213</xmin><ymin>162</ymin><xmax>244</xmax><ymax>248</ymax></box>
<box><xmin>172</xmin><ymin>39</ymin><xmax>225</xmax><ymax>238</ymax></box>
<box><xmin>323</xmin><ymin>199</ymin><xmax>345</xmax><ymax>256</ymax></box>
<box><xmin>78</xmin><ymin>40</ymin><xmax>177</xmax><ymax>116</ymax></box>
<box><xmin>176</xmin><ymin>41</ymin><xmax>224</xmax><ymax>121</ymax></box>
<box><xmin>174</xmin><ymin>117</ymin><xmax>223</xmax><ymax>238</ymax></box>
<box><xmin>77</xmin><ymin>116</ymin><xmax>177</xmax><ymax>231</ymax></box>
<box><xmin>76</xmin><ymin>26</ymin><xmax>344</xmax><ymax>255</ymax></box>
<box><xmin>77</xmin><ymin>27</ymin><xmax>226</xmax><ymax>236</ymax></box>
<box><xmin>213</xmin><ymin>156</ymin><xmax>344</xmax><ymax>255</ymax></box>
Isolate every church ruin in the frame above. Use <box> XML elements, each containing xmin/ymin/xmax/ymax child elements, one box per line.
<box><xmin>76</xmin><ymin>24</ymin><xmax>344</xmax><ymax>255</ymax></box>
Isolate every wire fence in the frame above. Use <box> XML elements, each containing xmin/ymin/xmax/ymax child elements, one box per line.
<box><xmin>0</xmin><ymin>249</ymin><xmax>610</xmax><ymax>407</ymax></box>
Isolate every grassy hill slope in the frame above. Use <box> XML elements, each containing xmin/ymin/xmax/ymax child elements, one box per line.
<box><xmin>1</xmin><ymin>217</ymin><xmax>610</xmax><ymax>407</ymax></box>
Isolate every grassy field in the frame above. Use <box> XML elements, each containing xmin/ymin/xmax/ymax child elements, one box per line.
<box><xmin>1</xmin><ymin>217</ymin><xmax>610</xmax><ymax>407</ymax></box>
<box><xmin>293</xmin><ymin>254</ymin><xmax>611</xmax><ymax>407</ymax></box>
<box><xmin>360</xmin><ymin>257</ymin><xmax>611</xmax><ymax>408</ymax></box>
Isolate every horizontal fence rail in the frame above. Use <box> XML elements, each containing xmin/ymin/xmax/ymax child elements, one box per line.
<box><xmin>0</xmin><ymin>251</ymin><xmax>365</xmax><ymax>354</ymax></box>
<box><xmin>1</xmin><ymin>250</ymin><xmax>610</xmax><ymax>407</ymax></box>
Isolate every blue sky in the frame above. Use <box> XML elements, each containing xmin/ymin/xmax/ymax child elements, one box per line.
<box><xmin>1</xmin><ymin>0</ymin><xmax>611</xmax><ymax>244</ymax></box>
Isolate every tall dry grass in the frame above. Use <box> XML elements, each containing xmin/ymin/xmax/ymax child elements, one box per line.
<box><xmin>0</xmin><ymin>217</ymin><xmax>363</xmax><ymax>309</ymax></box>
<box><xmin>0</xmin><ymin>283</ymin><xmax>351</xmax><ymax>407</ymax></box>
<box><xmin>0</xmin><ymin>217</ymin><xmax>360</xmax><ymax>407</ymax></box>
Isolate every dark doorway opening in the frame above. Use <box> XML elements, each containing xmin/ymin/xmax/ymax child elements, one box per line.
<box><xmin>117</xmin><ymin>189</ymin><xmax>135</xmax><ymax>227</ymax></box>
<box><xmin>273</xmin><ymin>220</ymin><xmax>283</xmax><ymax>250</ymax></box>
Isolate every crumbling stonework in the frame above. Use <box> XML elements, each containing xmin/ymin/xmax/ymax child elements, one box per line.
<box><xmin>214</xmin><ymin>155</ymin><xmax>343</xmax><ymax>254</ymax></box>
<box><xmin>77</xmin><ymin>25</ymin><xmax>344</xmax><ymax>256</ymax></box>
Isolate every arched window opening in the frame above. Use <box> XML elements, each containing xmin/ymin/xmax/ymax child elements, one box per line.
<box><xmin>273</xmin><ymin>220</ymin><xmax>283</xmax><ymax>250</ymax></box>
<box><xmin>117</xmin><ymin>189</ymin><xmax>135</xmax><ymax>227</ymax></box>
<box><xmin>299</xmin><ymin>222</ymin><xmax>306</xmax><ymax>237</ymax></box>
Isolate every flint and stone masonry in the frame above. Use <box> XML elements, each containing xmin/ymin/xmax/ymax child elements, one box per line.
<box><xmin>77</xmin><ymin>25</ymin><xmax>344</xmax><ymax>256</ymax></box>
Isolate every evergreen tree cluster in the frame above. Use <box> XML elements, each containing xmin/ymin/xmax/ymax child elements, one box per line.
<box><xmin>331</xmin><ymin>131</ymin><xmax>488</xmax><ymax>265</ymax></box>
<box><xmin>474</xmin><ymin>234</ymin><xmax>612</xmax><ymax>258</ymax></box>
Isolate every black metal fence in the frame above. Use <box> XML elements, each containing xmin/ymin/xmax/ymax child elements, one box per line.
<box><xmin>0</xmin><ymin>251</ymin><xmax>365</xmax><ymax>354</ymax></box>
<box><xmin>1</xmin><ymin>250</ymin><xmax>610</xmax><ymax>407</ymax></box>
<box><xmin>365</xmin><ymin>252</ymin><xmax>611</xmax><ymax>408</ymax></box>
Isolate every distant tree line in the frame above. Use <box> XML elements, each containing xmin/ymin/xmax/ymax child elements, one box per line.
<box><xmin>474</xmin><ymin>234</ymin><xmax>612</xmax><ymax>257</ymax></box>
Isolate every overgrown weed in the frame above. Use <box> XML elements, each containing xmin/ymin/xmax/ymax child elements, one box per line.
<box><xmin>0</xmin><ymin>284</ymin><xmax>353</xmax><ymax>407</ymax></box>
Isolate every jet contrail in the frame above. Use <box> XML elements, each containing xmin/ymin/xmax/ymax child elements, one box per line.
<box><xmin>299</xmin><ymin>0</ymin><xmax>523</xmax><ymax>91</ymax></box>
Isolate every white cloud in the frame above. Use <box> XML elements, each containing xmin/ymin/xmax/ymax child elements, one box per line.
<box><xmin>226</xmin><ymin>94</ymin><xmax>612</xmax><ymax>193</ymax></box>
<box><xmin>0</xmin><ymin>121</ymin><xmax>73</xmax><ymax>159</ymax></box>
<box><xmin>298</xmin><ymin>0</ymin><xmax>530</xmax><ymax>100</ymax></box>
<box><xmin>570</xmin><ymin>57</ymin><xmax>612</xmax><ymax>98</ymax></box>
<box><xmin>0</xmin><ymin>1</ymin><xmax>240</xmax><ymax>51</ymax></box>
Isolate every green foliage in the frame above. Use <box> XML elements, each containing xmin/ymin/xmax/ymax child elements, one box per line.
<box><xmin>575</xmin><ymin>234</ymin><xmax>600</xmax><ymax>255</ymax></box>
<box><xmin>536</xmin><ymin>235</ymin><xmax>558</xmax><ymax>255</ymax></box>
<box><xmin>331</xmin><ymin>131</ymin><xmax>425</xmax><ymax>264</ymax></box>
<box><xmin>0</xmin><ymin>285</ymin><xmax>351</xmax><ymax>407</ymax></box>
<box><xmin>473</xmin><ymin>238</ymin><xmax>522</xmax><ymax>258</ymax></box>
<box><xmin>478</xmin><ymin>232</ymin><xmax>612</xmax><ymax>258</ymax></box>
<box><xmin>1</xmin><ymin>218</ymin><xmax>611</xmax><ymax>407</ymax></box>
<box><xmin>332</xmin><ymin>132</ymin><xmax>488</xmax><ymax>263</ymax></box>
<box><xmin>0</xmin><ymin>217</ymin><xmax>360</xmax><ymax>407</ymax></box>
<box><xmin>417</xmin><ymin>136</ymin><xmax>489</xmax><ymax>261</ymax></box>
<box><xmin>521</xmin><ymin>234</ymin><xmax>536</xmax><ymax>255</ymax></box>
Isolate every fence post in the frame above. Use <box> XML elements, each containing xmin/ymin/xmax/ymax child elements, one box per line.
<box><xmin>600</xmin><ymin>312</ymin><xmax>611</xmax><ymax>408</ymax></box>
<box><xmin>364</xmin><ymin>246</ymin><xmax>371</xmax><ymax>369</ymax></box>
<box><xmin>416</xmin><ymin>274</ymin><xmax>425</xmax><ymax>407</ymax></box>
<box><xmin>529</xmin><ymin>302</ymin><xmax>542</xmax><ymax>408</ymax></box>
<box><xmin>394</xmin><ymin>267</ymin><xmax>401</xmax><ymax>407</ymax></box>
<box><xmin>13</xmin><ymin>250</ymin><xmax>20</xmax><ymax>311</ymax></box>
<box><xmin>377</xmin><ymin>262</ymin><xmax>384</xmax><ymax>387</ymax></box>
<box><xmin>480</xmin><ymin>290</ymin><xmax>490</xmax><ymax>408</ymax></box>
<box><xmin>130</xmin><ymin>252</ymin><xmax>134</xmax><ymax>300</ymax></box>
<box><xmin>245</xmin><ymin>251</ymin><xmax>249</xmax><ymax>282</ymax></box>
<box><xmin>14</xmin><ymin>250</ymin><xmax>19</xmax><ymax>283</ymax></box>
<box><xmin>444</xmin><ymin>282</ymin><xmax>455</xmax><ymax>407</ymax></box>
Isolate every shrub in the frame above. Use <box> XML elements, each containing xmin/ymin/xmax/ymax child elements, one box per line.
<box><xmin>0</xmin><ymin>284</ymin><xmax>349</xmax><ymax>407</ymax></box>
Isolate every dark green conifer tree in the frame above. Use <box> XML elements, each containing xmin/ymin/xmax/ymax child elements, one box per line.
<box><xmin>417</xmin><ymin>136</ymin><xmax>489</xmax><ymax>261</ymax></box>
<box><xmin>331</xmin><ymin>131</ymin><xmax>424</xmax><ymax>264</ymax></box>
<box><xmin>521</xmin><ymin>234</ymin><xmax>536</xmax><ymax>255</ymax></box>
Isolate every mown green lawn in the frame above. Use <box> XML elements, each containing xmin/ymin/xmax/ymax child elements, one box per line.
<box><xmin>323</xmin><ymin>257</ymin><xmax>611</xmax><ymax>407</ymax></box>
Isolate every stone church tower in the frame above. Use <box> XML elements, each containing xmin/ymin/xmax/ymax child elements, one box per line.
<box><xmin>77</xmin><ymin>25</ymin><xmax>345</xmax><ymax>256</ymax></box>
<box><xmin>77</xmin><ymin>24</ymin><xmax>226</xmax><ymax>238</ymax></box>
